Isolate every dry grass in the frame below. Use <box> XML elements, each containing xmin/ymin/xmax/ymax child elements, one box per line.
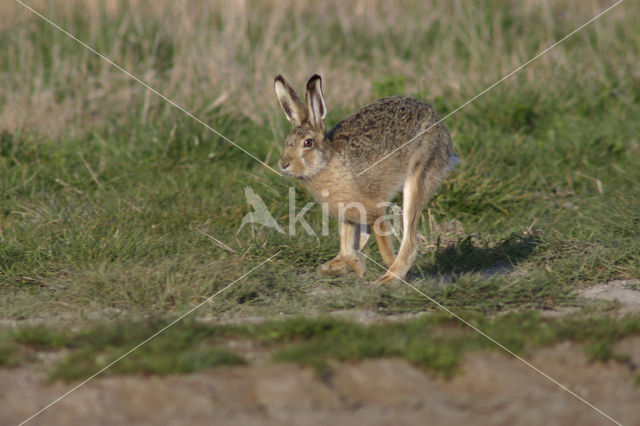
<box><xmin>1</xmin><ymin>0</ymin><xmax>634</xmax><ymax>138</ymax></box>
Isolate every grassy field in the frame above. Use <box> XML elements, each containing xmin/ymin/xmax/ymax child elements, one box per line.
<box><xmin>4</xmin><ymin>314</ymin><xmax>640</xmax><ymax>381</ymax></box>
<box><xmin>1</xmin><ymin>0</ymin><xmax>640</xmax><ymax>379</ymax></box>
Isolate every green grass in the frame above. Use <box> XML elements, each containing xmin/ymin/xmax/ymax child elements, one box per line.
<box><xmin>2</xmin><ymin>313</ymin><xmax>640</xmax><ymax>380</ymax></box>
<box><xmin>263</xmin><ymin>314</ymin><xmax>640</xmax><ymax>375</ymax></box>
<box><xmin>0</xmin><ymin>0</ymin><xmax>639</xmax><ymax>379</ymax></box>
<box><xmin>48</xmin><ymin>321</ymin><xmax>247</xmax><ymax>381</ymax></box>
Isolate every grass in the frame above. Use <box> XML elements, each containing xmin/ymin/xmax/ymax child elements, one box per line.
<box><xmin>49</xmin><ymin>321</ymin><xmax>247</xmax><ymax>381</ymax></box>
<box><xmin>0</xmin><ymin>0</ymin><xmax>639</xmax><ymax>378</ymax></box>
<box><xmin>1</xmin><ymin>313</ymin><xmax>640</xmax><ymax>380</ymax></box>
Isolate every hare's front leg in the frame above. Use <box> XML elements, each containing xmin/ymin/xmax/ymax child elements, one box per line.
<box><xmin>373</xmin><ymin>216</ymin><xmax>396</xmax><ymax>267</ymax></box>
<box><xmin>319</xmin><ymin>222</ymin><xmax>370</xmax><ymax>277</ymax></box>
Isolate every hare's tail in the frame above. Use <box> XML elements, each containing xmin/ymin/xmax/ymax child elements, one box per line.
<box><xmin>444</xmin><ymin>153</ymin><xmax>460</xmax><ymax>175</ymax></box>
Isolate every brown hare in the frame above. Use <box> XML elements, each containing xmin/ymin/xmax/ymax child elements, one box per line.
<box><xmin>274</xmin><ymin>74</ymin><xmax>457</xmax><ymax>284</ymax></box>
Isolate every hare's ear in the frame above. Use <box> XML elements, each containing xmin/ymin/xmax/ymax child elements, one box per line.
<box><xmin>305</xmin><ymin>74</ymin><xmax>326</xmax><ymax>132</ymax></box>
<box><xmin>274</xmin><ymin>75</ymin><xmax>306</xmax><ymax>127</ymax></box>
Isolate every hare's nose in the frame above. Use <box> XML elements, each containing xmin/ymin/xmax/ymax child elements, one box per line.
<box><xmin>280</xmin><ymin>161</ymin><xmax>290</xmax><ymax>171</ymax></box>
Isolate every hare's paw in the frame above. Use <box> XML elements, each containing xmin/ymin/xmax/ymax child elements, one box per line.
<box><xmin>371</xmin><ymin>271</ymin><xmax>401</xmax><ymax>285</ymax></box>
<box><xmin>341</xmin><ymin>255</ymin><xmax>367</xmax><ymax>278</ymax></box>
<box><xmin>318</xmin><ymin>256</ymin><xmax>350</xmax><ymax>276</ymax></box>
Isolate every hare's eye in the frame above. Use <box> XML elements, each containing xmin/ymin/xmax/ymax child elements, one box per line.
<box><xmin>303</xmin><ymin>138</ymin><xmax>313</xmax><ymax>148</ymax></box>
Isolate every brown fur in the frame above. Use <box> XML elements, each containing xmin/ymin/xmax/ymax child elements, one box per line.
<box><xmin>275</xmin><ymin>74</ymin><xmax>457</xmax><ymax>283</ymax></box>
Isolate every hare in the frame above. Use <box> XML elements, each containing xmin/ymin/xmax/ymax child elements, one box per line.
<box><xmin>274</xmin><ymin>74</ymin><xmax>457</xmax><ymax>284</ymax></box>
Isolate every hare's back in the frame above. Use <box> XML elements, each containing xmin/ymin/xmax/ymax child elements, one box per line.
<box><xmin>327</xmin><ymin>96</ymin><xmax>444</xmax><ymax>166</ymax></box>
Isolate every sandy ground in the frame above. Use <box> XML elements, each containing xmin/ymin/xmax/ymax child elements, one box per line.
<box><xmin>2</xmin><ymin>339</ymin><xmax>639</xmax><ymax>426</ymax></box>
<box><xmin>580</xmin><ymin>280</ymin><xmax>640</xmax><ymax>314</ymax></box>
<box><xmin>2</xmin><ymin>280</ymin><xmax>640</xmax><ymax>426</ymax></box>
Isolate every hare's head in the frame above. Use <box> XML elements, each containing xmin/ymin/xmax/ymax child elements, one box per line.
<box><xmin>274</xmin><ymin>74</ymin><xmax>330</xmax><ymax>178</ymax></box>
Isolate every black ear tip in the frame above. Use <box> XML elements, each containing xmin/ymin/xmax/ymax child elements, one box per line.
<box><xmin>275</xmin><ymin>74</ymin><xmax>284</xmax><ymax>83</ymax></box>
<box><xmin>306</xmin><ymin>74</ymin><xmax>322</xmax><ymax>91</ymax></box>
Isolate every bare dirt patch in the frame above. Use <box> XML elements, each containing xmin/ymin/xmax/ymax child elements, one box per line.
<box><xmin>580</xmin><ymin>280</ymin><xmax>640</xmax><ymax>314</ymax></box>
<box><xmin>2</xmin><ymin>340</ymin><xmax>639</xmax><ymax>425</ymax></box>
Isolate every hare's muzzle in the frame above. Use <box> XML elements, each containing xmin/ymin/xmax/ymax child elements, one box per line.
<box><xmin>279</xmin><ymin>158</ymin><xmax>291</xmax><ymax>173</ymax></box>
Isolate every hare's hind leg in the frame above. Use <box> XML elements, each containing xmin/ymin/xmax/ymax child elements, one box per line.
<box><xmin>319</xmin><ymin>222</ymin><xmax>370</xmax><ymax>276</ymax></box>
<box><xmin>373</xmin><ymin>167</ymin><xmax>439</xmax><ymax>284</ymax></box>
